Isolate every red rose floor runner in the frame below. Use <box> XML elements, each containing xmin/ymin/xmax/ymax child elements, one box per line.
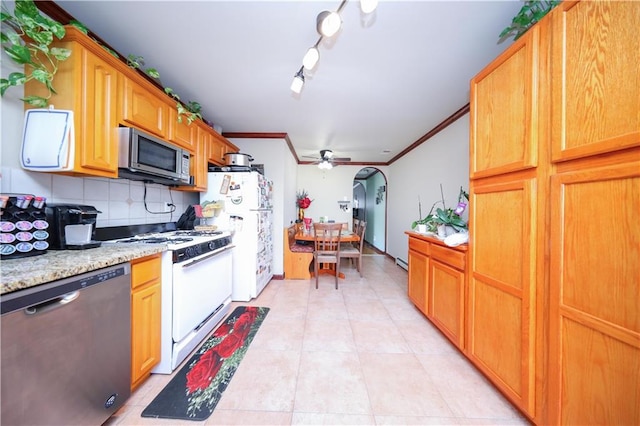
<box><xmin>141</xmin><ymin>306</ymin><xmax>270</xmax><ymax>421</ymax></box>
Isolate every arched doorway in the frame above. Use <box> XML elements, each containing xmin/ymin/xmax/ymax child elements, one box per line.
<box><xmin>353</xmin><ymin>167</ymin><xmax>387</xmax><ymax>253</ymax></box>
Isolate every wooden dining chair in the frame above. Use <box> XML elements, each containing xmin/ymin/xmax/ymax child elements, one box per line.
<box><xmin>340</xmin><ymin>220</ymin><xmax>367</xmax><ymax>277</ymax></box>
<box><xmin>312</xmin><ymin>222</ymin><xmax>343</xmax><ymax>289</ymax></box>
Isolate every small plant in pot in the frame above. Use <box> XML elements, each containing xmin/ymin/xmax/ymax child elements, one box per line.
<box><xmin>434</xmin><ymin>187</ymin><xmax>469</xmax><ymax>238</ymax></box>
<box><xmin>411</xmin><ymin>200</ymin><xmax>440</xmax><ymax>234</ymax></box>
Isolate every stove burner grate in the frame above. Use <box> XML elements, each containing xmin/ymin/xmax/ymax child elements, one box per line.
<box><xmin>174</xmin><ymin>230</ymin><xmax>223</xmax><ymax>237</ymax></box>
<box><xmin>115</xmin><ymin>236</ymin><xmax>194</xmax><ymax>244</ymax></box>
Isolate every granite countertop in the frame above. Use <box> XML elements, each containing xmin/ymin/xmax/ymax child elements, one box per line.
<box><xmin>0</xmin><ymin>244</ymin><xmax>167</xmax><ymax>295</ymax></box>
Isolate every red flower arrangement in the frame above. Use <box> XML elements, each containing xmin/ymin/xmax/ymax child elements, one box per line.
<box><xmin>296</xmin><ymin>189</ymin><xmax>312</xmax><ymax>209</ymax></box>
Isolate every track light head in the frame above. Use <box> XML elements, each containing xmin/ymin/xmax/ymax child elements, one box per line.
<box><xmin>316</xmin><ymin>10</ymin><xmax>342</xmax><ymax>37</ymax></box>
<box><xmin>290</xmin><ymin>68</ymin><xmax>305</xmax><ymax>94</ymax></box>
<box><xmin>302</xmin><ymin>46</ymin><xmax>320</xmax><ymax>70</ymax></box>
<box><xmin>360</xmin><ymin>0</ymin><xmax>378</xmax><ymax>14</ymax></box>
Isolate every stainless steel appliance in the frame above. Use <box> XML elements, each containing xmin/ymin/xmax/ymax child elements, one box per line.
<box><xmin>117</xmin><ymin>127</ymin><xmax>191</xmax><ymax>186</ymax></box>
<box><xmin>223</xmin><ymin>152</ymin><xmax>254</xmax><ymax>167</ymax></box>
<box><xmin>105</xmin><ymin>228</ymin><xmax>234</xmax><ymax>373</ymax></box>
<box><xmin>1</xmin><ymin>263</ymin><xmax>132</xmax><ymax>426</ymax></box>
<box><xmin>45</xmin><ymin>203</ymin><xmax>102</xmax><ymax>249</ymax></box>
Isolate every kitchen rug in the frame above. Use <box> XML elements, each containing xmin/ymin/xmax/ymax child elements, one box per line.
<box><xmin>141</xmin><ymin>306</ymin><xmax>269</xmax><ymax>421</ymax></box>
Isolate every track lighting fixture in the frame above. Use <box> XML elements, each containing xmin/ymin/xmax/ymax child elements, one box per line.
<box><xmin>290</xmin><ymin>0</ymin><xmax>377</xmax><ymax>93</ymax></box>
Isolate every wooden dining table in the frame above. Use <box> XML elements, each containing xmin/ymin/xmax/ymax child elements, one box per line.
<box><xmin>294</xmin><ymin>227</ymin><xmax>360</xmax><ymax>279</ymax></box>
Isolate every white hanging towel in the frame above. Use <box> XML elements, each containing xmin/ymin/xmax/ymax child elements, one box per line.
<box><xmin>21</xmin><ymin>107</ymin><xmax>75</xmax><ymax>171</ymax></box>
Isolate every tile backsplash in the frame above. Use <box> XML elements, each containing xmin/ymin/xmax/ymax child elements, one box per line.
<box><xmin>1</xmin><ymin>166</ymin><xmax>199</xmax><ymax>228</ymax></box>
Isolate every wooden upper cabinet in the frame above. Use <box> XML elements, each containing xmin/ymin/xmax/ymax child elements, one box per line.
<box><xmin>24</xmin><ymin>27</ymin><xmax>119</xmax><ymax>178</ymax></box>
<box><xmin>168</xmin><ymin>108</ymin><xmax>196</xmax><ymax>151</ymax></box>
<box><xmin>551</xmin><ymin>1</ymin><xmax>640</xmax><ymax>162</ymax></box>
<box><xmin>178</xmin><ymin>125</ymin><xmax>209</xmax><ymax>192</ymax></box>
<box><xmin>470</xmin><ymin>24</ymin><xmax>541</xmax><ymax>179</ymax></box>
<box><xmin>208</xmin><ymin>132</ymin><xmax>228</xmax><ymax>166</ymax></box>
<box><xmin>78</xmin><ymin>49</ymin><xmax>118</xmax><ymax>175</ymax></box>
<box><xmin>120</xmin><ymin>76</ymin><xmax>169</xmax><ymax>139</ymax></box>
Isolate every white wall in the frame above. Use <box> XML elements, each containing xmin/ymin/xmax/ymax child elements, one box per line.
<box><xmin>0</xmin><ymin>50</ymin><xmax>200</xmax><ymax>227</ymax></box>
<box><xmin>227</xmin><ymin>138</ymin><xmax>297</xmax><ymax>276</ymax></box>
<box><xmin>296</xmin><ymin>164</ymin><xmax>389</xmax><ymax>229</ymax></box>
<box><xmin>387</xmin><ymin>113</ymin><xmax>470</xmax><ymax>264</ymax></box>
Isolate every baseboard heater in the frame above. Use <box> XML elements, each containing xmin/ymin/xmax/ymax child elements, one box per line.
<box><xmin>395</xmin><ymin>257</ymin><xmax>408</xmax><ymax>271</ymax></box>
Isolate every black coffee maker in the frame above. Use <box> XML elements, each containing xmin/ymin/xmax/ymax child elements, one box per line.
<box><xmin>45</xmin><ymin>204</ymin><xmax>102</xmax><ymax>250</ymax></box>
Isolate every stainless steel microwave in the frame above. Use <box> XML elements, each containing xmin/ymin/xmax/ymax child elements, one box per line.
<box><xmin>117</xmin><ymin>127</ymin><xmax>191</xmax><ymax>186</ymax></box>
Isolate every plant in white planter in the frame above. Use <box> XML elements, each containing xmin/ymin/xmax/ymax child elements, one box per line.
<box><xmin>411</xmin><ymin>199</ymin><xmax>440</xmax><ymax>233</ymax></box>
<box><xmin>433</xmin><ymin>187</ymin><xmax>469</xmax><ymax>237</ymax></box>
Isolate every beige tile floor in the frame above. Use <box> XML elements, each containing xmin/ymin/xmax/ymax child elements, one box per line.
<box><xmin>107</xmin><ymin>254</ymin><xmax>530</xmax><ymax>426</ymax></box>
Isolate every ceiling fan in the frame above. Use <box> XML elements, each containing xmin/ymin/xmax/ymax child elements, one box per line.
<box><xmin>302</xmin><ymin>149</ymin><xmax>351</xmax><ymax>169</ymax></box>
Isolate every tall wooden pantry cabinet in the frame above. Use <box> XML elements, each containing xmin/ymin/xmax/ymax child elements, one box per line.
<box><xmin>469</xmin><ymin>1</ymin><xmax>638</xmax><ymax>424</ymax></box>
<box><xmin>547</xmin><ymin>2</ymin><xmax>639</xmax><ymax>424</ymax></box>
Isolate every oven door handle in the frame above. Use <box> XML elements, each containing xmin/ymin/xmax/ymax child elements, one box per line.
<box><xmin>179</xmin><ymin>245</ymin><xmax>235</xmax><ymax>268</ymax></box>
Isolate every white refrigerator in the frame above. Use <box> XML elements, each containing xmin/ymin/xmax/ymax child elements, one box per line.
<box><xmin>201</xmin><ymin>171</ymin><xmax>273</xmax><ymax>301</ymax></box>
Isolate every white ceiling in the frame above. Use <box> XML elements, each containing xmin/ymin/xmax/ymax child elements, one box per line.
<box><xmin>54</xmin><ymin>0</ymin><xmax>521</xmax><ymax>164</ymax></box>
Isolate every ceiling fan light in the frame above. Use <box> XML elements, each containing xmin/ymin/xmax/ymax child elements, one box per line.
<box><xmin>290</xmin><ymin>68</ymin><xmax>305</xmax><ymax>93</ymax></box>
<box><xmin>360</xmin><ymin>0</ymin><xmax>378</xmax><ymax>14</ymax></box>
<box><xmin>317</xmin><ymin>10</ymin><xmax>341</xmax><ymax>37</ymax></box>
<box><xmin>302</xmin><ymin>46</ymin><xmax>319</xmax><ymax>70</ymax></box>
<box><xmin>318</xmin><ymin>160</ymin><xmax>333</xmax><ymax>170</ymax></box>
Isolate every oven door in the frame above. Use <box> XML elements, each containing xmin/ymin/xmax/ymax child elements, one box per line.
<box><xmin>172</xmin><ymin>245</ymin><xmax>233</xmax><ymax>343</ymax></box>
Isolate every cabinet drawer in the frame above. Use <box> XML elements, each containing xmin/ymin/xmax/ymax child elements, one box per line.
<box><xmin>409</xmin><ymin>237</ymin><xmax>430</xmax><ymax>256</ymax></box>
<box><xmin>430</xmin><ymin>244</ymin><xmax>465</xmax><ymax>270</ymax></box>
<box><xmin>131</xmin><ymin>254</ymin><xmax>162</xmax><ymax>290</ymax></box>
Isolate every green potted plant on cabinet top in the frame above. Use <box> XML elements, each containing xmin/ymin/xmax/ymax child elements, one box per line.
<box><xmin>499</xmin><ymin>0</ymin><xmax>560</xmax><ymax>42</ymax></box>
<box><xmin>412</xmin><ymin>185</ymin><xmax>469</xmax><ymax>237</ymax></box>
<box><xmin>433</xmin><ymin>187</ymin><xmax>469</xmax><ymax>237</ymax></box>
<box><xmin>411</xmin><ymin>199</ymin><xmax>440</xmax><ymax>234</ymax></box>
<box><xmin>0</xmin><ymin>0</ymin><xmax>71</xmax><ymax>107</ymax></box>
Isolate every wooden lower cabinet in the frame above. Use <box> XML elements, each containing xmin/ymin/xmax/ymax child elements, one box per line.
<box><xmin>408</xmin><ymin>237</ymin><xmax>429</xmax><ymax>315</ymax></box>
<box><xmin>547</xmin><ymin>152</ymin><xmax>640</xmax><ymax>425</ymax></box>
<box><xmin>429</xmin><ymin>257</ymin><xmax>465</xmax><ymax>348</ymax></box>
<box><xmin>467</xmin><ymin>177</ymin><xmax>539</xmax><ymax>419</ymax></box>
<box><xmin>406</xmin><ymin>232</ymin><xmax>467</xmax><ymax>349</ymax></box>
<box><xmin>130</xmin><ymin>254</ymin><xmax>162</xmax><ymax>390</ymax></box>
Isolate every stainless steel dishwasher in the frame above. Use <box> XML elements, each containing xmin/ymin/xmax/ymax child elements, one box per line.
<box><xmin>1</xmin><ymin>263</ymin><xmax>132</xmax><ymax>426</ymax></box>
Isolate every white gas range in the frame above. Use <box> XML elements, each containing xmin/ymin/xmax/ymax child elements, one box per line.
<box><xmin>105</xmin><ymin>228</ymin><xmax>234</xmax><ymax>373</ymax></box>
